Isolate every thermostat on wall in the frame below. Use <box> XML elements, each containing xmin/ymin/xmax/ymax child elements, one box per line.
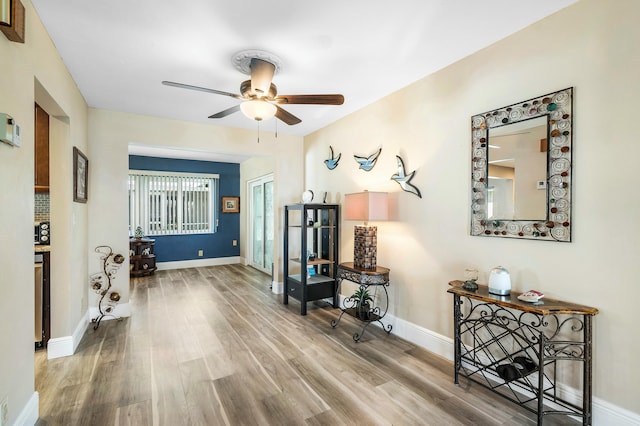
<box><xmin>0</xmin><ymin>113</ymin><xmax>21</xmax><ymax>147</ymax></box>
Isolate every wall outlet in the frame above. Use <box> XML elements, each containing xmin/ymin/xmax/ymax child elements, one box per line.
<box><xmin>232</xmin><ymin>240</ymin><xmax>237</xmax><ymax>247</ymax></box>
<box><xmin>0</xmin><ymin>395</ymin><xmax>8</xmax><ymax>426</ymax></box>
<box><xmin>198</xmin><ymin>250</ymin><xmax>203</xmax><ymax>257</ymax></box>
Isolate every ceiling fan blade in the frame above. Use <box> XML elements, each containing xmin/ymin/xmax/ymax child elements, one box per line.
<box><xmin>250</xmin><ymin>58</ymin><xmax>276</xmax><ymax>97</ymax></box>
<box><xmin>208</xmin><ymin>104</ymin><xmax>241</xmax><ymax>119</ymax></box>
<box><xmin>162</xmin><ymin>81</ymin><xmax>242</xmax><ymax>99</ymax></box>
<box><xmin>275</xmin><ymin>94</ymin><xmax>344</xmax><ymax>105</ymax></box>
<box><xmin>275</xmin><ymin>105</ymin><xmax>302</xmax><ymax>125</ymax></box>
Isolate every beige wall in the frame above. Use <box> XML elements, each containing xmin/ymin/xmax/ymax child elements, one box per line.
<box><xmin>0</xmin><ymin>0</ymin><xmax>89</xmax><ymax>423</ymax></box>
<box><xmin>305</xmin><ymin>0</ymin><xmax>639</xmax><ymax>414</ymax></box>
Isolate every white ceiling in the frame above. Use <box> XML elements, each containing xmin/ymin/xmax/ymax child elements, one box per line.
<box><xmin>32</xmin><ymin>0</ymin><xmax>576</xmax><ymax>142</ymax></box>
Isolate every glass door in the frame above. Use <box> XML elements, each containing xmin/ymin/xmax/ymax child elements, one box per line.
<box><xmin>248</xmin><ymin>174</ymin><xmax>274</xmax><ymax>275</ymax></box>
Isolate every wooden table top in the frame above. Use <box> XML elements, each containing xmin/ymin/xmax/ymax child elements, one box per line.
<box><xmin>339</xmin><ymin>262</ymin><xmax>390</xmax><ymax>276</ymax></box>
<box><xmin>129</xmin><ymin>237</ymin><xmax>155</xmax><ymax>244</ymax></box>
<box><xmin>448</xmin><ymin>280</ymin><xmax>599</xmax><ymax>316</ymax></box>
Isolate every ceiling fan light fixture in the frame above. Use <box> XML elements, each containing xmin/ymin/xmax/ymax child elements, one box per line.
<box><xmin>240</xmin><ymin>100</ymin><xmax>277</xmax><ymax>121</ymax></box>
<box><xmin>167</xmin><ymin>49</ymin><xmax>342</xmax><ymax>126</ymax></box>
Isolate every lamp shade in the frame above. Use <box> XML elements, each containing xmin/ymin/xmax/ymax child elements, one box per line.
<box><xmin>240</xmin><ymin>100</ymin><xmax>277</xmax><ymax>121</ymax></box>
<box><xmin>344</xmin><ymin>191</ymin><xmax>388</xmax><ymax>223</ymax></box>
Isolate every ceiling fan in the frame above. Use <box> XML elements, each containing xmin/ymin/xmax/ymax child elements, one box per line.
<box><xmin>162</xmin><ymin>51</ymin><xmax>344</xmax><ymax>125</ymax></box>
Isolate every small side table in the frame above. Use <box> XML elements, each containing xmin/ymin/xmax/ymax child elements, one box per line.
<box><xmin>330</xmin><ymin>262</ymin><xmax>392</xmax><ymax>342</ymax></box>
<box><xmin>129</xmin><ymin>238</ymin><xmax>157</xmax><ymax>277</ymax></box>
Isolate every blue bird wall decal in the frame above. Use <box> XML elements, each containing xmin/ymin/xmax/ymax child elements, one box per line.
<box><xmin>391</xmin><ymin>155</ymin><xmax>422</xmax><ymax>198</ymax></box>
<box><xmin>324</xmin><ymin>145</ymin><xmax>341</xmax><ymax>170</ymax></box>
<box><xmin>354</xmin><ymin>147</ymin><xmax>382</xmax><ymax>172</ymax></box>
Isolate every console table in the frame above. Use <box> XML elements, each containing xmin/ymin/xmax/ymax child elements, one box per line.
<box><xmin>331</xmin><ymin>262</ymin><xmax>392</xmax><ymax>342</ymax></box>
<box><xmin>448</xmin><ymin>280</ymin><xmax>598</xmax><ymax>425</ymax></box>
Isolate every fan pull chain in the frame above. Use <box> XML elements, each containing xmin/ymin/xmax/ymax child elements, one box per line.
<box><xmin>257</xmin><ymin>120</ymin><xmax>261</xmax><ymax>143</ymax></box>
<box><xmin>275</xmin><ymin>118</ymin><xmax>278</xmax><ymax>139</ymax></box>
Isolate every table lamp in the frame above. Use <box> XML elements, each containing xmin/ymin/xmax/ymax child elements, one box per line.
<box><xmin>344</xmin><ymin>191</ymin><xmax>388</xmax><ymax>270</ymax></box>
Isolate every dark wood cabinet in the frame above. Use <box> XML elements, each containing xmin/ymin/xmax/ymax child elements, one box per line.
<box><xmin>35</xmin><ymin>249</ymin><xmax>50</xmax><ymax>348</ymax></box>
<box><xmin>34</xmin><ymin>103</ymin><xmax>50</xmax><ymax>193</ymax></box>
<box><xmin>129</xmin><ymin>238</ymin><xmax>157</xmax><ymax>277</ymax></box>
<box><xmin>283</xmin><ymin>204</ymin><xmax>339</xmax><ymax>315</ymax></box>
<box><xmin>42</xmin><ymin>251</ymin><xmax>50</xmax><ymax>347</ymax></box>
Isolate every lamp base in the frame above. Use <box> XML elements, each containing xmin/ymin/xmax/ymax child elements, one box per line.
<box><xmin>353</xmin><ymin>225</ymin><xmax>377</xmax><ymax>270</ymax></box>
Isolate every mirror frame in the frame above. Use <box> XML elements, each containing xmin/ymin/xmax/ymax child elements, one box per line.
<box><xmin>470</xmin><ymin>87</ymin><xmax>573</xmax><ymax>242</ymax></box>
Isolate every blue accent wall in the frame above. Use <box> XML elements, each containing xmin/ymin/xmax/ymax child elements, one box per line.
<box><xmin>129</xmin><ymin>155</ymin><xmax>240</xmax><ymax>262</ymax></box>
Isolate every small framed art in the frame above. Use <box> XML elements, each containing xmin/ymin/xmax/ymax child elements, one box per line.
<box><xmin>73</xmin><ymin>146</ymin><xmax>88</xmax><ymax>203</ymax></box>
<box><xmin>221</xmin><ymin>196</ymin><xmax>240</xmax><ymax>213</ymax></box>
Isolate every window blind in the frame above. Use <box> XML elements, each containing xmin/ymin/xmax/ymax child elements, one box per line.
<box><xmin>128</xmin><ymin>170</ymin><xmax>218</xmax><ymax>236</ymax></box>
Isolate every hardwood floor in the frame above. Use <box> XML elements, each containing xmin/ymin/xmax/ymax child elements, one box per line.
<box><xmin>35</xmin><ymin>264</ymin><xmax>575</xmax><ymax>425</ymax></box>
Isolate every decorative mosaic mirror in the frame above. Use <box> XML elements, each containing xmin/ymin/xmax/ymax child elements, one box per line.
<box><xmin>470</xmin><ymin>87</ymin><xmax>573</xmax><ymax>242</ymax></box>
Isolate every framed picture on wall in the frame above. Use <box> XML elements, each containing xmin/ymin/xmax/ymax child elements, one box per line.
<box><xmin>73</xmin><ymin>146</ymin><xmax>88</xmax><ymax>203</ymax></box>
<box><xmin>221</xmin><ymin>196</ymin><xmax>240</xmax><ymax>213</ymax></box>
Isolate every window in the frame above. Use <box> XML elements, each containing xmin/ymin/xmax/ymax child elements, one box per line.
<box><xmin>128</xmin><ymin>170</ymin><xmax>218</xmax><ymax>236</ymax></box>
<box><xmin>487</xmin><ymin>186</ymin><xmax>495</xmax><ymax>218</ymax></box>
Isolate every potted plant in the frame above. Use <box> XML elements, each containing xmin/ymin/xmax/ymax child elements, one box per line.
<box><xmin>352</xmin><ymin>287</ymin><xmax>374</xmax><ymax>320</ymax></box>
<box><xmin>134</xmin><ymin>226</ymin><xmax>144</xmax><ymax>239</ymax></box>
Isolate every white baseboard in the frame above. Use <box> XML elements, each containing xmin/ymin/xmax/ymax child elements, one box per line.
<box><xmin>14</xmin><ymin>391</ymin><xmax>38</xmax><ymax>426</ymax></box>
<box><xmin>383</xmin><ymin>311</ymin><xmax>454</xmax><ymax>361</ymax></box>
<box><xmin>592</xmin><ymin>397</ymin><xmax>640</xmax><ymax>426</ymax></box>
<box><xmin>73</xmin><ymin>309</ymin><xmax>90</xmax><ymax>348</ymax></box>
<box><xmin>47</xmin><ymin>304</ymin><xmax>128</xmax><ymax>360</ymax></box>
<box><xmin>46</xmin><ymin>337</ymin><xmax>73</xmax><ymax>360</ymax></box>
<box><xmin>336</xmin><ymin>293</ymin><xmax>640</xmax><ymax>425</ymax></box>
<box><xmin>47</xmin><ymin>308</ymin><xmax>90</xmax><ymax>360</ymax></box>
<box><xmin>272</xmin><ymin>280</ymin><xmax>283</xmax><ymax>294</ymax></box>
<box><xmin>157</xmin><ymin>256</ymin><xmax>240</xmax><ymax>270</ymax></box>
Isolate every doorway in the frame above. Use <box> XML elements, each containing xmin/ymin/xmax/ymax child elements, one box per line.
<box><xmin>34</xmin><ymin>78</ymin><xmax>74</xmax><ymax>360</ymax></box>
<box><xmin>247</xmin><ymin>174</ymin><xmax>274</xmax><ymax>275</ymax></box>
